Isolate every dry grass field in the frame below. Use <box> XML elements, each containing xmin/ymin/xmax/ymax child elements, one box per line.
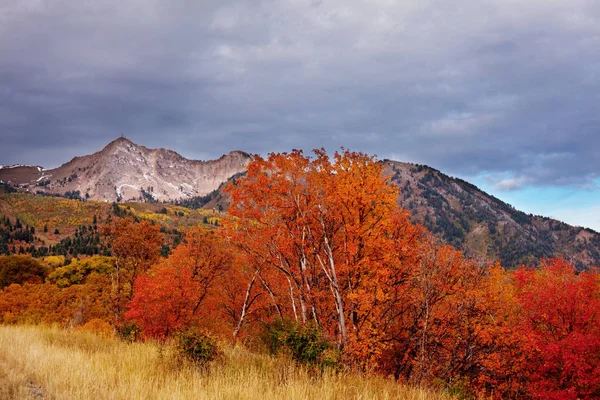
<box><xmin>0</xmin><ymin>325</ymin><xmax>451</xmax><ymax>400</ymax></box>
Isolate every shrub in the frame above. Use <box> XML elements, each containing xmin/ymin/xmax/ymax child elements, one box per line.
<box><xmin>47</xmin><ymin>256</ymin><xmax>114</xmax><ymax>288</ymax></box>
<box><xmin>117</xmin><ymin>321</ymin><xmax>141</xmax><ymax>342</ymax></box>
<box><xmin>176</xmin><ymin>328</ymin><xmax>222</xmax><ymax>367</ymax></box>
<box><xmin>439</xmin><ymin>376</ymin><xmax>476</xmax><ymax>400</ymax></box>
<box><xmin>263</xmin><ymin>319</ymin><xmax>340</xmax><ymax>369</ymax></box>
<box><xmin>76</xmin><ymin>318</ymin><xmax>115</xmax><ymax>338</ymax></box>
<box><xmin>0</xmin><ymin>255</ymin><xmax>47</xmax><ymax>288</ymax></box>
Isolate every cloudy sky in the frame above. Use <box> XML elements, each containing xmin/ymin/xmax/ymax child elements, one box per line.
<box><xmin>1</xmin><ymin>0</ymin><xmax>599</xmax><ymax>229</ymax></box>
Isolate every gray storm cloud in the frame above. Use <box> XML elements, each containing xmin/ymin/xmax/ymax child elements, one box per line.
<box><xmin>0</xmin><ymin>0</ymin><xmax>599</xmax><ymax>189</ymax></box>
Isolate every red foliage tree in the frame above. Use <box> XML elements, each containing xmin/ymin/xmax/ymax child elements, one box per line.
<box><xmin>126</xmin><ymin>227</ymin><xmax>234</xmax><ymax>339</ymax></box>
<box><xmin>514</xmin><ymin>258</ymin><xmax>600</xmax><ymax>399</ymax></box>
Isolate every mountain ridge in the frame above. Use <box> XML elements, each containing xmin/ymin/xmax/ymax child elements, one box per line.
<box><xmin>0</xmin><ymin>137</ymin><xmax>252</xmax><ymax>203</ymax></box>
<box><xmin>382</xmin><ymin>160</ymin><xmax>600</xmax><ymax>269</ymax></box>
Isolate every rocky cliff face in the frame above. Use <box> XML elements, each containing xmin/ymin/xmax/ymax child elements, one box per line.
<box><xmin>5</xmin><ymin>138</ymin><xmax>252</xmax><ymax>202</ymax></box>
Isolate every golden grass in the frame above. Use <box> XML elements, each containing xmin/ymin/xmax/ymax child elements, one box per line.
<box><xmin>0</xmin><ymin>356</ymin><xmax>36</xmax><ymax>399</ymax></box>
<box><xmin>0</xmin><ymin>325</ymin><xmax>451</xmax><ymax>400</ymax></box>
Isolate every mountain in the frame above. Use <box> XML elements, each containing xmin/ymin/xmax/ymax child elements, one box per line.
<box><xmin>1</xmin><ymin>139</ymin><xmax>598</xmax><ymax>269</ymax></box>
<box><xmin>0</xmin><ymin>138</ymin><xmax>252</xmax><ymax>202</ymax></box>
<box><xmin>383</xmin><ymin>160</ymin><xmax>600</xmax><ymax>269</ymax></box>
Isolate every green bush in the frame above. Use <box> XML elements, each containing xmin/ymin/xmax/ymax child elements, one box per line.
<box><xmin>440</xmin><ymin>376</ymin><xmax>476</xmax><ymax>400</ymax></box>
<box><xmin>47</xmin><ymin>256</ymin><xmax>115</xmax><ymax>288</ymax></box>
<box><xmin>263</xmin><ymin>319</ymin><xmax>340</xmax><ymax>369</ymax></box>
<box><xmin>176</xmin><ymin>328</ymin><xmax>222</xmax><ymax>367</ymax></box>
<box><xmin>117</xmin><ymin>321</ymin><xmax>140</xmax><ymax>343</ymax></box>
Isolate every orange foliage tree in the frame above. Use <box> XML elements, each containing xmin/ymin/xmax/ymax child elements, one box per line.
<box><xmin>223</xmin><ymin>149</ymin><xmax>425</xmax><ymax>364</ymax></box>
<box><xmin>0</xmin><ymin>255</ymin><xmax>47</xmax><ymax>288</ymax></box>
<box><xmin>0</xmin><ymin>275</ymin><xmax>113</xmax><ymax>327</ymax></box>
<box><xmin>102</xmin><ymin>217</ymin><xmax>162</xmax><ymax>324</ymax></box>
<box><xmin>376</xmin><ymin>238</ymin><xmax>529</xmax><ymax>397</ymax></box>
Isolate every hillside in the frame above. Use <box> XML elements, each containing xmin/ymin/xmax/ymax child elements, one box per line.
<box><xmin>383</xmin><ymin>161</ymin><xmax>600</xmax><ymax>269</ymax></box>
<box><xmin>0</xmin><ymin>192</ymin><xmax>224</xmax><ymax>257</ymax></box>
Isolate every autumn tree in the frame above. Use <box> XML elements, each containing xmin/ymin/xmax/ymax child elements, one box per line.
<box><xmin>223</xmin><ymin>148</ymin><xmax>536</xmax><ymax>387</ymax></box>
<box><xmin>459</xmin><ymin>264</ymin><xmax>529</xmax><ymax>399</ymax></box>
<box><xmin>47</xmin><ymin>255</ymin><xmax>115</xmax><ymax>288</ymax></box>
<box><xmin>223</xmin><ymin>149</ymin><xmax>424</xmax><ymax>363</ymax></box>
<box><xmin>514</xmin><ymin>258</ymin><xmax>600</xmax><ymax>400</ymax></box>
<box><xmin>0</xmin><ymin>255</ymin><xmax>47</xmax><ymax>288</ymax></box>
<box><xmin>102</xmin><ymin>217</ymin><xmax>162</xmax><ymax>324</ymax></box>
<box><xmin>126</xmin><ymin>227</ymin><xmax>235</xmax><ymax>339</ymax></box>
<box><xmin>0</xmin><ymin>277</ymin><xmax>113</xmax><ymax>327</ymax></box>
<box><xmin>0</xmin><ymin>283</ymin><xmax>61</xmax><ymax>324</ymax></box>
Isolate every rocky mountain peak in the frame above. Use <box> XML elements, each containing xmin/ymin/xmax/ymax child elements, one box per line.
<box><xmin>106</xmin><ymin>136</ymin><xmax>134</xmax><ymax>147</ymax></box>
<box><xmin>5</xmin><ymin>138</ymin><xmax>252</xmax><ymax>203</ymax></box>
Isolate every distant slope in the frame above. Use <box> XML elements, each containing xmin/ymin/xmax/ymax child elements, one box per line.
<box><xmin>0</xmin><ymin>165</ymin><xmax>45</xmax><ymax>186</ymax></box>
<box><xmin>383</xmin><ymin>160</ymin><xmax>600</xmax><ymax>269</ymax></box>
<box><xmin>0</xmin><ymin>138</ymin><xmax>252</xmax><ymax>202</ymax></box>
<box><xmin>0</xmin><ymin>192</ymin><xmax>225</xmax><ymax>257</ymax></box>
